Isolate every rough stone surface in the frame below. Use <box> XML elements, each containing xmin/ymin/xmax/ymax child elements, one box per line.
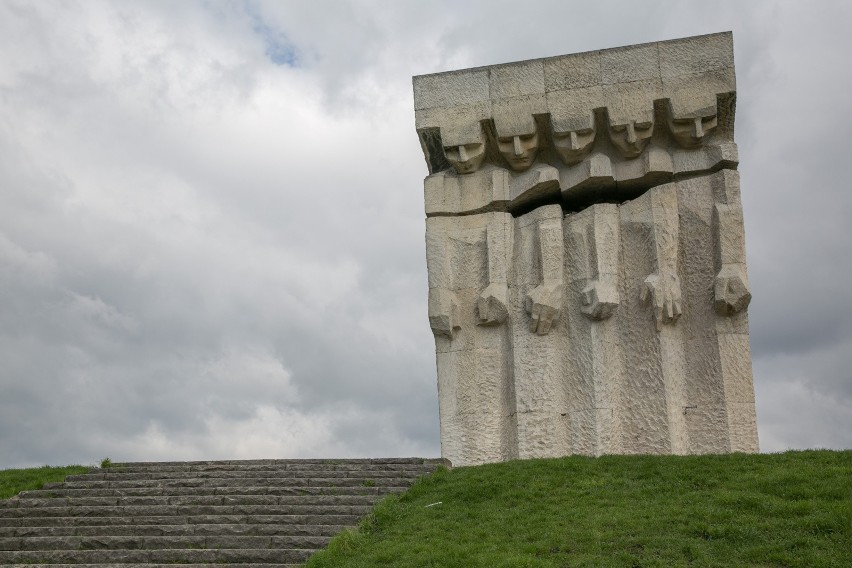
<box><xmin>0</xmin><ymin>459</ymin><xmax>445</xmax><ymax>567</ymax></box>
<box><xmin>413</xmin><ymin>32</ymin><xmax>758</xmax><ymax>466</ymax></box>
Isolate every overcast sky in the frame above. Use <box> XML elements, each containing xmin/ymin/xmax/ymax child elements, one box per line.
<box><xmin>1</xmin><ymin>1</ymin><xmax>850</xmax><ymax>469</ymax></box>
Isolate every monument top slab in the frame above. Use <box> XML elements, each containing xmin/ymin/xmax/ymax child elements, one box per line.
<box><xmin>413</xmin><ymin>32</ymin><xmax>734</xmax><ymax>110</ymax></box>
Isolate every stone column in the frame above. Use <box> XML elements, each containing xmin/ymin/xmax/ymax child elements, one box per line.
<box><xmin>426</xmin><ymin>211</ymin><xmax>515</xmax><ymax>466</ymax></box>
<box><xmin>564</xmin><ymin>203</ymin><xmax>625</xmax><ymax>455</ymax></box>
<box><xmin>510</xmin><ymin>204</ymin><xmax>569</xmax><ymax>459</ymax></box>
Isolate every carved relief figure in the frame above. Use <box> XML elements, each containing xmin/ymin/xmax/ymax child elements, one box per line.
<box><xmin>666</xmin><ymin>98</ymin><xmax>718</xmax><ymax>149</ymax></box>
<box><xmin>564</xmin><ymin>203</ymin><xmax>624</xmax><ymax>454</ymax></box>
<box><xmin>426</xmin><ymin>211</ymin><xmax>514</xmax><ymax>465</ymax></box>
<box><xmin>553</xmin><ymin>124</ymin><xmax>596</xmax><ymax>166</ymax></box>
<box><xmin>442</xmin><ymin>123</ymin><xmax>487</xmax><ymax>175</ymax></box>
<box><xmin>510</xmin><ymin>204</ymin><xmax>568</xmax><ymax>459</ymax></box>
<box><xmin>424</xmin><ymin>119</ymin><xmax>515</xmax><ymax>464</ymax></box>
<box><xmin>608</xmin><ymin>116</ymin><xmax>654</xmax><ymax>159</ymax></box>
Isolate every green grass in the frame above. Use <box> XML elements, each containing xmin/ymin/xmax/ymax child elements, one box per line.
<box><xmin>306</xmin><ymin>450</ymin><xmax>851</xmax><ymax>568</ymax></box>
<box><xmin>1</xmin><ymin>465</ymin><xmax>90</xmax><ymax>500</ymax></box>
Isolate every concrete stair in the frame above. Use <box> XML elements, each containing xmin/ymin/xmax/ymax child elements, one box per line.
<box><xmin>0</xmin><ymin>458</ymin><xmax>446</xmax><ymax>567</ymax></box>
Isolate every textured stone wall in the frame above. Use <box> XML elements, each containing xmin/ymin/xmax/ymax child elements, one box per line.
<box><xmin>414</xmin><ymin>32</ymin><xmax>758</xmax><ymax>466</ymax></box>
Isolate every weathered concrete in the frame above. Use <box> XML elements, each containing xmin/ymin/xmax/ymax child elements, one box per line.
<box><xmin>414</xmin><ymin>32</ymin><xmax>758</xmax><ymax>466</ymax></box>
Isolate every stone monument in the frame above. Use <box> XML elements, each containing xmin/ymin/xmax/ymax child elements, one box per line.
<box><xmin>413</xmin><ymin>32</ymin><xmax>758</xmax><ymax>466</ymax></box>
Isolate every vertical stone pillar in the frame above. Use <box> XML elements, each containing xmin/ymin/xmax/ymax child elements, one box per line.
<box><xmin>511</xmin><ymin>204</ymin><xmax>569</xmax><ymax>459</ymax></box>
<box><xmin>711</xmin><ymin>170</ymin><xmax>758</xmax><ymax>452</ymax></box>
<box><xmin>426</xmin><ymin>212</ymin><xmax>515</xmax><ymax>466</ymax></box>
<box><xmin>564</xmin><ymin>203</ymin><xmax>625</xmax><ymax>454</ymax></box>
<box><xmin>618</xmin><ymin>184</ymin><xmax>690</xmax><ymax>454</ymax></box>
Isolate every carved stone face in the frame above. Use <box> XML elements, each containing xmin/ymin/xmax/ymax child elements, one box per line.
<box><xmin>443</xmin><ymin>142</ymin><xmax>486</xmax><ymax>175</ymax></box>
<box><xmin>608</xmin><ymin>120</ymin><xmax>653</xmax><ymax>159</ymax></box>
<box><xmin>553</xmin><ymin>127</ymin><xmax>596</xmax><ymax>166</ymax></box>
<box><xmin>668</xmin><ymin>115</ymin><xmax>717</xmax><ymax>148</ymax></box>
<box><xmin>497</xmin><ymin>131</ymin><xmax>539</xmax><ymax>171</ymax></box>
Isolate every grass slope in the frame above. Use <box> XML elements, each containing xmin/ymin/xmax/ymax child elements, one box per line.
<box><xmin>307</xmin><ymin>451</ymin><xmax>851</xmax><ymax>568</ymax></box>
<box><xmin>0</xmin><ymin>465</ymin><xmax>90</xmax><ymax>500</ymax></box>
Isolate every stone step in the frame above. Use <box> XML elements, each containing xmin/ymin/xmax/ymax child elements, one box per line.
<box><xmin>43</xmin><ymin>476</ymin><xmax>412</xmax><ymax>490</ymax></box>
<box><xmin>115</xmin><ymin>457</ymin><xmax>441</xmax><ymax>467</ymax></box>
<box><xmin>0</xmin><ymin>534</ymin><xmax>332</xmax><ymax>551</ymax></box>
<box><xmin>0</xmin><ymin>513</ymin><xmax>362</xmax><ymax>528</ymax></box>
<box><xmin>0</xmin><ymin>547</ymin><xmax>314</xmax><ymax>564</ymax></box>
<box><xmin>64</xmin><ymin>469</ymin><xmax>427</xmax><ymax>481</ymax></box>
<box><xmin>90</xmin><ymin>468</ymin><xmax>436</xmax><ymax>479</ymax></box>
<box><xmin>0</xmin><ymin>523</ymin><xmax>347</xmax><ymax>538</ymax></box>
<box><xmin>16</xmin><ymin>485</ymin><xmax>408</xmax><ymax>499</ymax></box>
<box><xmin>0</xmin><ymin>504</ymin><xmax>373</xmax><ymax>519</ymax></box>
<box><xmin>3</xmin><ymin>493</ymin><xmax>382</xmax><ymax>509</ymax></box>
<box><xmin>99</xmin><ymin>461</ymin><xmax>443</xmax><ymax>474</ymax></box>
<box><xmin>2</xmin><ymin>457</ymin><xmax>442</xmax><ymax>567</ymax></box>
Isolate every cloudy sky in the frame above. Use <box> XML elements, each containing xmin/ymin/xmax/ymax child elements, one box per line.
<box><xmin>1</xmin><ymin>1</ymin><xmax>849</xmax><ymax>469</ymax></box>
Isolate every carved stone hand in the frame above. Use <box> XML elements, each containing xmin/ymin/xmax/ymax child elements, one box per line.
<box><xmin>714</xmin><ymin>264</ymin><xmax>751</xmax><ymax>316</ymax></box>
<box><xmin>641</xmin><ymin>270</ymin><xmax>683</xmax><ymax>331</ymax></box>
<box><xmin>525</xmin><ymin>281</ymin><xmax>562</xmax><ymax>335</ymax></box>
<box><xmin>428</xmin><ymin>288</ymin><xmax>460</xmax><ymax>338</ymax></box>
<box><xmin>581</xmin><ymin>279</ymin><xmax>619</xmax><ymax>321</ymax></box>
<box><xmin>476</xmin><ymin>283</ymin><xmax>509</xmax><ymax>326</ymax></box>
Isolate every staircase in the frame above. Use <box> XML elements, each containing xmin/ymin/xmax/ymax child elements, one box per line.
<box><xmin>0</xmin><ymin>457</ymin><xmax>446</xmax><ymax>567</ymax></box>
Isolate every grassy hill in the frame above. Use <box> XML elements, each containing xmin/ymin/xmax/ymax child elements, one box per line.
<box><xmin>3</xmin><ymin>452</ymin><xmax>848</xmax><ymax>567</ymax></box>
<box><xmin>0</xmin><ymin>464</ymin><xmax>89</xmax><ymax>500</ymax></box>
<box><xmin>306</xmin><ymin>450</ymin><xmax>850</xmax><ymax>568</ymax></box>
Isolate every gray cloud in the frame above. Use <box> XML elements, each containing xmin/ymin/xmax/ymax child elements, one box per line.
<box><xmin>1</xmin><ymin>0</ymin><xmax>849</xmax><ymax>469</ymax></box>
